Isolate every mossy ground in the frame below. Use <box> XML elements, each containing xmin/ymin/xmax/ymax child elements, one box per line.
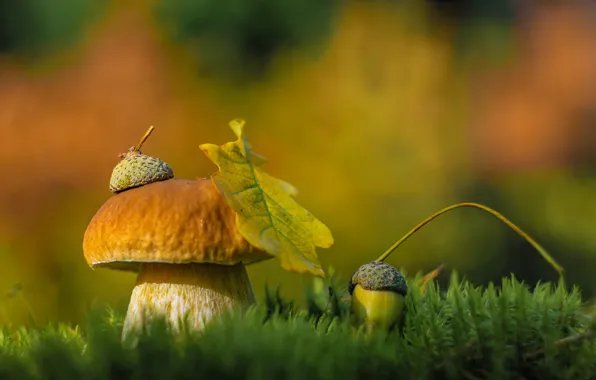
<box><xmin>0</xmin><ymin>273</ymin><xmax>594</xmax><ymax>379</ymax></box>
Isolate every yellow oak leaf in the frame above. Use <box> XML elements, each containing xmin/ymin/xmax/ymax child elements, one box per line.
<box><xmin>200</xmin><ymin>119</ymin><xmax>334</xmax><ymax>277</ymax></box>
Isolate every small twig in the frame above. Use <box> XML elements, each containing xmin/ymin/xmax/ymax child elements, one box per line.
<box><xmin>135</xmin><ymin>125</ymin><xmax>155</xmax><ymax>152</ymax></box>
<box><xmin>554</xmin><ymin>329</ymin><xmax>595</xmax><ymax>347</ymax></box>
<box><xmin>119</xmin><ymin>126</ymin><xmax>155</xmax><ymax>159</ymax></box>
<box><xmin>525</xmin><ymin>329</ymin><xmax>595</xmax><ymax>360</ymax></box>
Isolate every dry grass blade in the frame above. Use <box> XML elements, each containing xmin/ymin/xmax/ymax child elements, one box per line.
<box><xmin>418</xmin><ymin>264</ymin><xmax>445</xmax><ymax>294</ymax></box>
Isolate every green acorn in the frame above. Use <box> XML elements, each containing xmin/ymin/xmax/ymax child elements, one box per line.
<box><xmin>109</xmin><ymin>126</ymin><xmax>174</xmax><ymax>193</ymax></box>
<box><xmin>349</xmin><ymin>261</ymin><xmax>407</xmax><ymax>330</ymax></box>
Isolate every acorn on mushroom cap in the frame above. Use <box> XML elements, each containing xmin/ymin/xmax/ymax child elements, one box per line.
<box><xmin>349</xmin><ymin>261</ymin><xmax>408</xmax><ymax>330</ymax></box>
<box><xmin>109</xmin><ymin>126</ymin><xmax>174</xmax><ymax>193</ymax></box>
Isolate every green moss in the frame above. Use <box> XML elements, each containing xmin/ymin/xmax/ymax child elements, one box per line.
<box><xmin>0</xmin><ymin>274</ymin><xmax>593</xmax><ymax>379</ymax></box>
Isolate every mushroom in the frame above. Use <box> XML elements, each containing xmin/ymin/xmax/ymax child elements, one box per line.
<box><xmin>82</xmin><ymin>178</ymin><xmax>272</xmax><ymax>337</ymax></box>
<box><xmin>348</xmin><ymin>261</ymin><xmax>408</xmax><ymax>330</ymax></box>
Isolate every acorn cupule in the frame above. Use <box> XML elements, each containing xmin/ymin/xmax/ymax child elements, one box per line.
<box><xmin>109</xmin><ymin>126</ymin><xmax>174</xmax><ymax>193</ymax></box>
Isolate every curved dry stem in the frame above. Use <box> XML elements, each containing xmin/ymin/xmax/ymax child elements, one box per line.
<box><xmin>375</xmin><ymin>202</ymin><xmax>564</xmax><ymax>277</ymax></box>
<box><xmin>134</xmin><ymin>125</ymin><xmax>155</xmax><ymax>152</ymax></box>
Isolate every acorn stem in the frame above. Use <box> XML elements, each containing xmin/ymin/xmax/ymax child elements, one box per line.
<box><xmin>375</xmin><ymin>202</ymin><xmax>564</xmax><ymax>276</ymax></box>
<box><xmin>135</xmin><ymin>126</ymin><xmax>155</xmax><ymax>152</ymax></box>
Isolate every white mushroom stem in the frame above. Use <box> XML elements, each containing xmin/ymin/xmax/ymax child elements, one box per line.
<box><xmin>122</xmin><ymin>262</ymin><xmax>256</xmax><ymax>338</ymax></box>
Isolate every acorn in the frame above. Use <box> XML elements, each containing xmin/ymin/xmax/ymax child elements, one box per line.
<box><xmin>109</xmin><ymin>126</ymin><xmax>174</xmax><ymax>193</ymax></box>
<box><xmin>349</xmin><ymin>261</ymin><xmax>408</xmax><ymax>330</ymax></box>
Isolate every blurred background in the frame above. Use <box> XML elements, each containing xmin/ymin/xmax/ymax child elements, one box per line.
<box><xmin>1</xmin><ymin>0</ymin><xmax>596</xmax><ymax>325</ymax></box>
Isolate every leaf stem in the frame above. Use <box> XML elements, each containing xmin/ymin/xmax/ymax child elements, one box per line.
<box><xmin>135</xmin><ymin>126</ymin><xmax>155</xmax><ymax>151</ymax></box>
<box><xmin>375</xmin><ymin>202</ymin><xmax>564</xmax><ymax>276</ymax></box>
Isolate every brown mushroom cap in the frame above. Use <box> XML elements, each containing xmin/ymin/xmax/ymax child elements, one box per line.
<box><xmin>83</xmin><ymin>178</ymin><xmax>272</xmax><ymax>272</ymax></box>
